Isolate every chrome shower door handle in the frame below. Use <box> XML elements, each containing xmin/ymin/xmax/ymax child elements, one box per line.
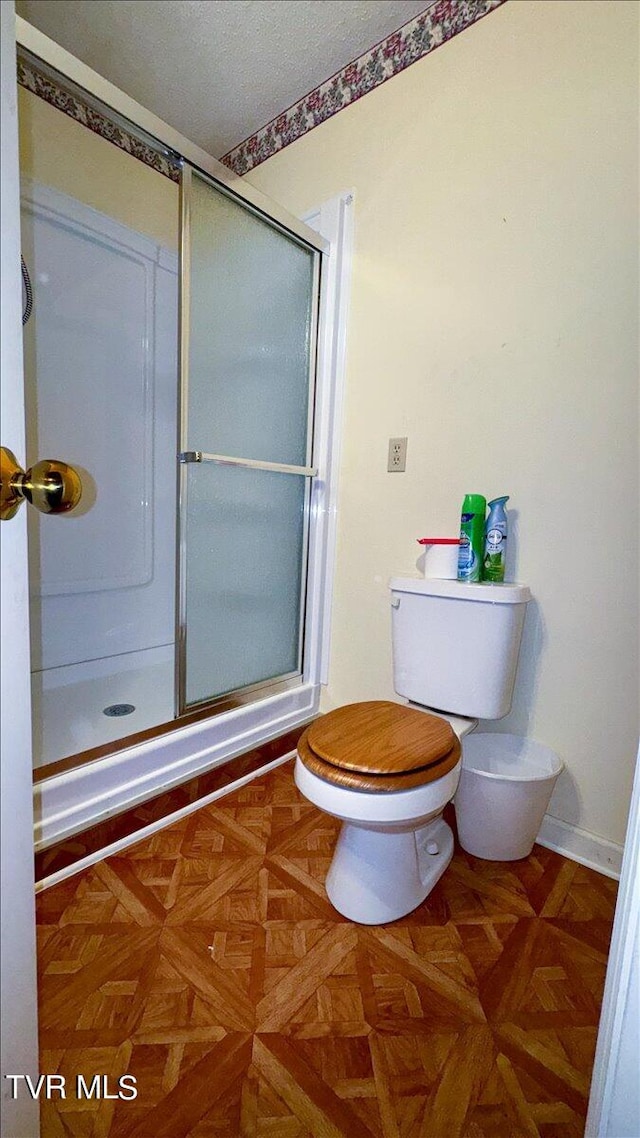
<box><xmin>178</xmin><ymin>450</ymin><xmax>317</xmax><ymax>477</ymax></box>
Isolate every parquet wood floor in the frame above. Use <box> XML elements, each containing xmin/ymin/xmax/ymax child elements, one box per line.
<box><xmin>34</xmin><ymin>726</ymin><xmax>307</xmax><ymax>883</ymax></box>
<box><xmin>35</xmin><ymin>760</ymin><xmax>618</xmax><ymax>1138</ymax></box>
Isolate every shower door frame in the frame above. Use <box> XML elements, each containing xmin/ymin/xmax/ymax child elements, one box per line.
<box><xmin>15</xmin><ymin>16</ymin><xmax>343</xmax><ymax>851</ymax></box>
<box><xmin>176</xmin><ymin>163</ymin><xmax>321</xmax><ymax>717</ymax></box>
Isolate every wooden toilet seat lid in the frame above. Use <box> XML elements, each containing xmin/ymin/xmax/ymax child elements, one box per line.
<box><xmin>298</xmin><ymin>729</ymin><xmax>460</xmax><ymax>792</ymax></box>
<box><xmin>298</xmin><ymin>728</ymin><xmax>457</xmax><ymax>792</ymax></box>
<box><xmin>306</xmin><ymin>701</ymin><xmax>457</xmax><ymax>776</ymax></box>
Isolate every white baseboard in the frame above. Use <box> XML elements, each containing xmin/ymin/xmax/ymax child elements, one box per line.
<box><xmin>537</xmin><ymin>813</ymin><xmax>623</xmax><ymax>880</ymax></box>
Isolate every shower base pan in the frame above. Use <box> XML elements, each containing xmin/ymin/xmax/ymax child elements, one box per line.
<box><xmin>31</xmin><ymin>644</ymin><xmax>175</xmax><ymax>769</ymax></box>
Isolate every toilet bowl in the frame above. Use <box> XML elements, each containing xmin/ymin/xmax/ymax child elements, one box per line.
<box><xmin>294</xmin><ymin>577</ymin><xmax>531</xmax><ymax>925</ymax></box>
<box><xmin>294</xmin><ymin>701</ymin><xmax>469</xmax><ymax>924</ymax></box>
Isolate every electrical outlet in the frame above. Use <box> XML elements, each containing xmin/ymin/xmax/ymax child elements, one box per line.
<box><xmin>387</xmin><ymin>436</ymin><xmax>408</xmax><ymax>472</ymax></box>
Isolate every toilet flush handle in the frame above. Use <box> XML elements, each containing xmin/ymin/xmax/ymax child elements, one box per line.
<box><xmin>391</xmin><ymin>596</ymin><xmax>400</xmax><ymax>609</ymax></box>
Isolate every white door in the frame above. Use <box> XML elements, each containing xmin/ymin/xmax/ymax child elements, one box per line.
<box><xmin>1</xmin><ymin>4</ymin><xmax>40</xmax><ymax>1136</ymax></box>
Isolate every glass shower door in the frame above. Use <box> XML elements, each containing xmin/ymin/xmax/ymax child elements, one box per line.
<box><xmin>179</xmin><ymin>168</ymin><xmax>320</xmax><ymax>710</ymax></box>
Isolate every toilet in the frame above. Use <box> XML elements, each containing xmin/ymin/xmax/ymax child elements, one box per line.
<box><xmin>295</xmin><ymin>577</ymin><xmax>530</xmax><ymax>924</ymax></box>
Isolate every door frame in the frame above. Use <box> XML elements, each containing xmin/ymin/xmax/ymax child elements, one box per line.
<box><xmin>585</xmin><ymin>743</ymin><xmax>640</xmax><ymax>1137</ymax></box>
<box><xmin>1</xmin><ymin>5</ymin><xmax>40</xmax><ymax>1135</ymax></box>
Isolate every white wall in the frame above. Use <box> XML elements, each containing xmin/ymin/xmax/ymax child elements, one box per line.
<box><xmin>248</xmin><ymin>0</ymin><xmax>639</xmax><ymax>847</ymax></box>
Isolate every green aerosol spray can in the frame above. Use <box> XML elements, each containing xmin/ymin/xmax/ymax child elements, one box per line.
<box><xmin>457</xmin><ymin>494</ymin><xmax>486</xmax><ymax>583</ymax></box>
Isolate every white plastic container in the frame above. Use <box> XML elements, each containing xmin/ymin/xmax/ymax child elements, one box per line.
<box><xmin>418</xmin><ymin>538</ymin><xmax>461</xmax><ymax>580</ymax></box>
<box><xmin>454</xmin><ymin>733</ymin><xmax>563</xmax><ymax>860</ymax></box>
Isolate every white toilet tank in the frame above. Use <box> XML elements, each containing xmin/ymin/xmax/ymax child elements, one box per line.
<box><xmin>390</xmin><ymin>577</ymin><xmax>531</xmax><ymax>720</ymax></box>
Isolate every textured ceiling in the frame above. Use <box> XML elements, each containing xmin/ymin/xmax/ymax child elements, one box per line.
<box><xmin>16</xmin><ymin>0</ymin><xmax>432</xmax><ymax>157</ymax></box>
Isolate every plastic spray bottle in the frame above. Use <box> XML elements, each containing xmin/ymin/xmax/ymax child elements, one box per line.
<box><xmin>457</xmin><ymin>494</ymin><xmax>486</xmax><ymax>583</ymax></box>
<box><xmin>483</xmin><ymin>496</ymin><xmax>509</xmax><ymax>582</ymax></box>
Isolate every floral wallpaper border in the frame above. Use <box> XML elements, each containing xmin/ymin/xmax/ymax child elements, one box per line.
<box><xmin>221</xmin><ymin>0</ymin><xmax>507</xmax><ymax>175</ymax></box>
<box><xmin>17</xmin><ymin>0</ymin><xmax>507</xmax><ymax>183</ymax></box>
<box><xmin>17</xmin><ymin>57</ymin><xmax>181</xmax><ymax>183</ymax></box>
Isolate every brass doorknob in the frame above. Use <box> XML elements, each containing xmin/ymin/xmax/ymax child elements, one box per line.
<box><xmin>1</xmin><ymin>446</ymin><xmax>82</xmax><ymax>520</ymax></box>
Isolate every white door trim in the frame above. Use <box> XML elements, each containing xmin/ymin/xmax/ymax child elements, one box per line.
<box><xmin>585</xmin><ymin>742</ymin><xmax>640</xmax><ymax>1137</ymax></box>
<box><xmin>303</xmin><ymin>191</ymin><xmax>354</xmax><ymax>686</ymax></box>
<box><xmin>0</xmin><ymin>3</ymin><xmax>40</xmax><ymax>1134</ymax></box>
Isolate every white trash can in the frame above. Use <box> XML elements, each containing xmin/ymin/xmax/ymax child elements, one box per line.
<box><xmin>454</xmin><ymin>733</ymin><xmax>564</xmax><ymax>861</ymax></box>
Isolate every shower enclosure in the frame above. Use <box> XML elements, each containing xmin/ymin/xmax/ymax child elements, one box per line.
<box><xmin>21</xmin><ymin>175</ymin><xmax>179</xmax><ymax>766</ymax></box>
<box><xmin>8</xmin><ymin>23</ymin><xmax>339</xmax><ymax>846</ymax></box>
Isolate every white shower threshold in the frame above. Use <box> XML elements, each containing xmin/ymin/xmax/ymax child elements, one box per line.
<box><xmin>33</xmin><ymin>679</ymin><xmax>318</xmax><ymax>852</ymax></box>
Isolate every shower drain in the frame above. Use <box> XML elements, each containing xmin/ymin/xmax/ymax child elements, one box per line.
<box><xmin>103</xmin><ymin>703</ymin><xmax>136</xmax><ymax>717</ymax></box>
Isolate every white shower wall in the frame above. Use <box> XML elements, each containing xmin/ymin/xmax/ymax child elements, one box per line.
<box><xmin>22</xmin><ymin>181</ymin><xmax>178</xmax><ymax>766</ymax></box>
